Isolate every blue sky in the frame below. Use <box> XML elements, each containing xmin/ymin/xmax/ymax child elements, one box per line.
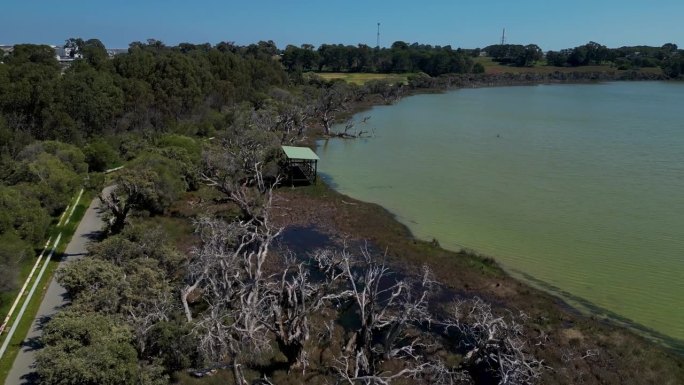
<box><xmin>1</xmin><ymin>0</ymin><xmax>682</xmax><ymax>50</ymax></box>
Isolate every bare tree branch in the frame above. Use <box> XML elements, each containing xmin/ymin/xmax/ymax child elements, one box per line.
<box><xmin>441</xmin><ymin>297</ymin><xmax>548</xmax><ymax>384</ymax></box>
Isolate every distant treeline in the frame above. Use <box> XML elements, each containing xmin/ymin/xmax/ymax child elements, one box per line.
<box><xmin>282</xmin><ymin>41</ymin><xmax>480</xmax><ymax>75</ymax></box>
<box><xmin>278</xmin><ymin>40</ymin><xmax>684</xmax><ymax>77</ymax></box>
<box><xmin>483</xmin><ymin>41</ymin><xmax>684</xmax><ymax>76</ymax></box>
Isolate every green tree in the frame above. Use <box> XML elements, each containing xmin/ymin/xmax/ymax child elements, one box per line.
<box><xmin>81</xmin><ymin>38</ymin><xmax>109</xmax><ymax>69</ymax></box>
<box><xmin>545</xmin><ymin>50</ymin><xmax>570</xmax><ymax>66</ymax></box>
<box><xmin>0</xmin><ymin>232</ymin><xmax>32</xmax><ymax>293</ymax></box>
<box><xmin>84</xmin><ymin>139</ymin><xmax>120</xmax><ymax>172</ymax></box>
<box><xmin>0</xmin><ymin>184</ymin><xmax>50</xmax><ymax>244</ymax></box>
<box><xmin>5</xmin><ymin>44</ymin><xmax>58</xmax><ymax>67</ymax></box>
<box><xmin>517</xmin><ymin>44</ymin><xmax>543</xmax><ymax>67</ymax></box>
<box><xmin>1</xmin><ymin>45</ymin><xmax>60</xmax><ymax>138</ymax></box>
<box><xmin>9</xmin><ymin>141</ymin><xmax>85</xmax><ymax>214</ymax></box>
<box><xmin>59</xmin><ymin>64</ymin><xmax>124</xmax><ymax>136</ymax></box>
<box><xmin>36</xmin><ymin>310</ymin><xmax>167</xmax><ymax>385</ymax></box>
<box><xmin>146</xmin><ymin>320</ymin><xmax>200</xmax><ymax>372</ymax></box>
<box><xmin>282</xmin><ymin>45</ymin><xmax>305</xmax><ymax>71</ymax></box>
<box><xmin>100</xmin><ymin>155</ymin><xmax>188</xmax><ymax>233</ymax></box>
<box><xmin>664</xmin><ymin>57</ymin><xmax>683</xmax><ymax>77</ymax></box>
<box><xmin>11</xmin><ymin>157</ymin><xmax>81</xmax><ymax>215</ymax></box>
<box><xmin>58</xmin><ymin>258</ymin><xmax>127</xmax><ymax>313</ymax></box>
<box><xmin>88</xmin><ymin>224</ymin><xmax>183</xmax><ymax>276</ymax></box>
<box><xmin>0</xmin><ymin>183</ymin><xmax>47</xmax><ymax>297</ymax></box>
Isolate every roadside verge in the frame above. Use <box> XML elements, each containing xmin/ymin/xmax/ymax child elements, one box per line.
<box><xmin>0</xmin><ymin>188</ymin><xmax>93</xmax><ymax>383</ymax></box>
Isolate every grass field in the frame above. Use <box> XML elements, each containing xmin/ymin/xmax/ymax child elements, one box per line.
<box><xmin>474</xmin><ymin>56</ymin><xmax>664</xmax><ymax>75</ymax></box>
<box><xmin>312</xmin><ymin>72</ymin><xmax>413</xmax><ymax>85</ymax></box>
<box><xmin>311</xmin><ymin>61</ymin><xmax>663</xmax><ymax>86</ymax></box>
<box><xmin>0</xmin><ymin>190</ymin><xmax>93</xmax><ymax>384</ymax></box>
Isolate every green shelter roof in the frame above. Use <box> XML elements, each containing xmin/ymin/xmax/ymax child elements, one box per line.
<box><xmin>282</xmin><ymin>146</ymin><xmax>319</xmax><ymax>160</ymax></box>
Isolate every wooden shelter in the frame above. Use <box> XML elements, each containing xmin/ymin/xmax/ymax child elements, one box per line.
<box><xmin>282</xmin><ymin>146</ymin><xmax>319</xmax><ymax>185</ymax></box>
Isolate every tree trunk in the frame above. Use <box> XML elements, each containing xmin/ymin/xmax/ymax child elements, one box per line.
<box><xmin>276</xmin><ymin>336</ymin><xmax>304</xmax><ymax>370</ymax></box>
<box><xmin>180</xmin><ymin>286</ymin><xmax>195</xmax><ymax>322</ymax></box>
<box><xmin>232</xmin><ymin>361</ymin><xmax>247</xmax><ymax>385</ymax></box>
<box><xmin>109</xmin><ymin>209</ymin><xmax>128</xmax><ymax>234</ymax></box>
<box><xmin>321</xmin><ymin>114</ymin><xmax>331</xmax><ymax>136</ymax></box>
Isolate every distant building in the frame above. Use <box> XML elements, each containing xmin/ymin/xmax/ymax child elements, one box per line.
<box><xmin>53</xmin><ymin>46</ymin><xmax>82</xmax><ymax>62</ymax></box>
<box><xmin>107</xmin><ymin>48</ymin><xmax>128</xmax><ymax>57</ymax></box>
<box><xmin>0</xmin><ymin>44</ymin><xmax>126</xmax><ymax>63</ymax></box>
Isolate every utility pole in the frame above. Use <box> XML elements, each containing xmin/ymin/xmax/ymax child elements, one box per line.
<box><xmin>500</xmin><ymin>28</ymin><xmax>506</xmax><ymax>45</ymax></box>
<box><xmin>377</xmin><ymin>22</ymin><xmax>381</xmax><ymax>48</ymax></box>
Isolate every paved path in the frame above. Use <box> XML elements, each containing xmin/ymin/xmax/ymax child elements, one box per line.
<box><xmin>4</xmin><ymin>190</ymin><xmax>109</xmax><ymax>385</ymax></box>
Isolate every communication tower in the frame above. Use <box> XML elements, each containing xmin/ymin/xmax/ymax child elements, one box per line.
<box><xmin>377</xmin><ymin>23</ymin><xmax>381</xmax><ymax>47</ymax></box>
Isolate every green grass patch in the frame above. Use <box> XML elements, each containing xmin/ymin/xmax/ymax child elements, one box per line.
<box><xmin>312</xmin><ymin>72</ymin><xmax>413</xmax><ymax>85</ymax></box>
<box><xmin>0</xmin><ymin>189</ymin><xmax>93</xmax><ymax>383</ymax></box>
<box><xmin>288</xmin><ymin>178</ymin><xmax>331</xmax><ymax>198</ymax></box>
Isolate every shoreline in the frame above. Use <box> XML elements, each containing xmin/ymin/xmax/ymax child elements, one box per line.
<box><xmin>315</xmin><ymin>157</ymin><xmax>684</xmax><ymax>356</ymax></box>
<box><xmin>303</xmin><ymin>73</ymin><xmax>684</xmax><ymax>358</ymax></box>
<box><xmin>273</xmin><ymin>178</ymin><xmax>684</xmax><ymax>382</ymax></box>
<box><xmin>331</xmin><ymin>71</ymin><xmax>674</xmax><ymax>129</ymax></box>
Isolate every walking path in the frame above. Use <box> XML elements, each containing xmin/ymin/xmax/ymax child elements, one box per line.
<box><xmin>4</xmin><ymin>190</ymin><xmax>108</xmax><ymax>385</ymax></box>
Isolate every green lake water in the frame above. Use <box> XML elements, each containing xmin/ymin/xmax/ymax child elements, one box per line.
<box><xmin>317</xmin><ymin>81</ymin><xmax>684</xmax><ymax>347</ymax></box>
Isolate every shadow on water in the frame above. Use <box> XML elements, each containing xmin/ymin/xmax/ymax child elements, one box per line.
<box><xmin>276</xmin><ymin>226</ymin><xmax>335</xmax><ymax>255</ymax></box>
<box><xmin>317</xmin><ymin>172</ymin><xmax>339</xmax><ymax>190</ymax></box>
<box><xmin>514</xmin><ymin>270</ymin><xmax>684</xmax><ymax>354</ymax></box>
<box><xmin>277</xmin><ymin>225</ymin><xmax>480</xmax><ymax>331</ymax></box>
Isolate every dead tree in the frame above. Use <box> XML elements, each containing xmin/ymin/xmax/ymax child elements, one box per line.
<box><xmin>262</xmin><ymin>248</ymin><xmax>357</xmax><ymax>372</ymax></box>
<box><xmin>201</xmin><ymin>135</ymin><xmax>281</xmax><ymax>221</ymax></box>
<box><xmin>183</xmin><ymin>174</ymin><xmax>282</xmax><ymax>384</ymax></box>
<box><xmin>338</xmin><ymin>116</ymin><xmax>372</xmax><ymax>139</ymax></box>
<box><xmin>125</xmin><ymin>289</ymin><xmax>174</xmax><ymax>356</ymax></box>
<box><xmin>321</xmin><ymin>247</ymin><xmax>436</xmax><ymax>382</ymax></box>
<box><xmin>442</xmin><ymin>297</ymin><xmax>547</xmax><ymax>385</ymax></box>
<box><xmin>263</xmin><ymin>261</ymin><xmax>316</xmax><ymax>371</ymax></box>
<box><xmin>188</xmin><ymin>212</ymin><xmax>281</xmax><ymax>384</ymax></box>
<box><xmin>181</xmin><ymin>216</ymin><xmax>245</xmax><ymax>322</ymax></box>
<box><xmin>313</xmin><ymin>82</ymin><xmax>354</xmax><ymax>136</ymax></box>
<box><xmin>254</xmin><ymin>91</ymin><xmax>313</xmax><ymax>143</ymax></box>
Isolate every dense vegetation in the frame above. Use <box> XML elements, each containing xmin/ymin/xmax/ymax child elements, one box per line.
<box><xmin>283</xmin><ymin>41</ymin><xmax>478</xmax><ymax>75</ymax></box>
<box><xmin>0</xmin><ymin>38</ymin><xmax>399</xmax><ymax>302</ymax></box>
<box><xmin>483</xmin><ymin>41</ymin><xmax>684</xmax><ymax>75</ymax></box>
<box><xmin>0</xmin><ymin>37</ymin><xmax>682</xmax><ymax>385</ymax></box>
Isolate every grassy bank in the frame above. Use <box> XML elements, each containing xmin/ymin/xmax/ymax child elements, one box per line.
<box><xmin>474</xmin><ymin>56</ymin><xmax>664</xmax><ymax>76</ymax></box>
<box><xmin>311</xmin><ymin>60</ymin><xmax>664</xmax><ymax>86</ymax></box>
<box><xmin>0</xmin><ymin>190</ymin><xmax>93</xmax><ymax>384</ymax></box>
<box><xmin>312</xmin><ymin>71</ymin><xmax>413</xmax><ymax>85</ymax></box>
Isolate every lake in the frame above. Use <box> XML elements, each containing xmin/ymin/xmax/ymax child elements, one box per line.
<box><xmin>317</xmin><ymin>81</ymin><xmax>684</xmax><ymax>348</ymax></box>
